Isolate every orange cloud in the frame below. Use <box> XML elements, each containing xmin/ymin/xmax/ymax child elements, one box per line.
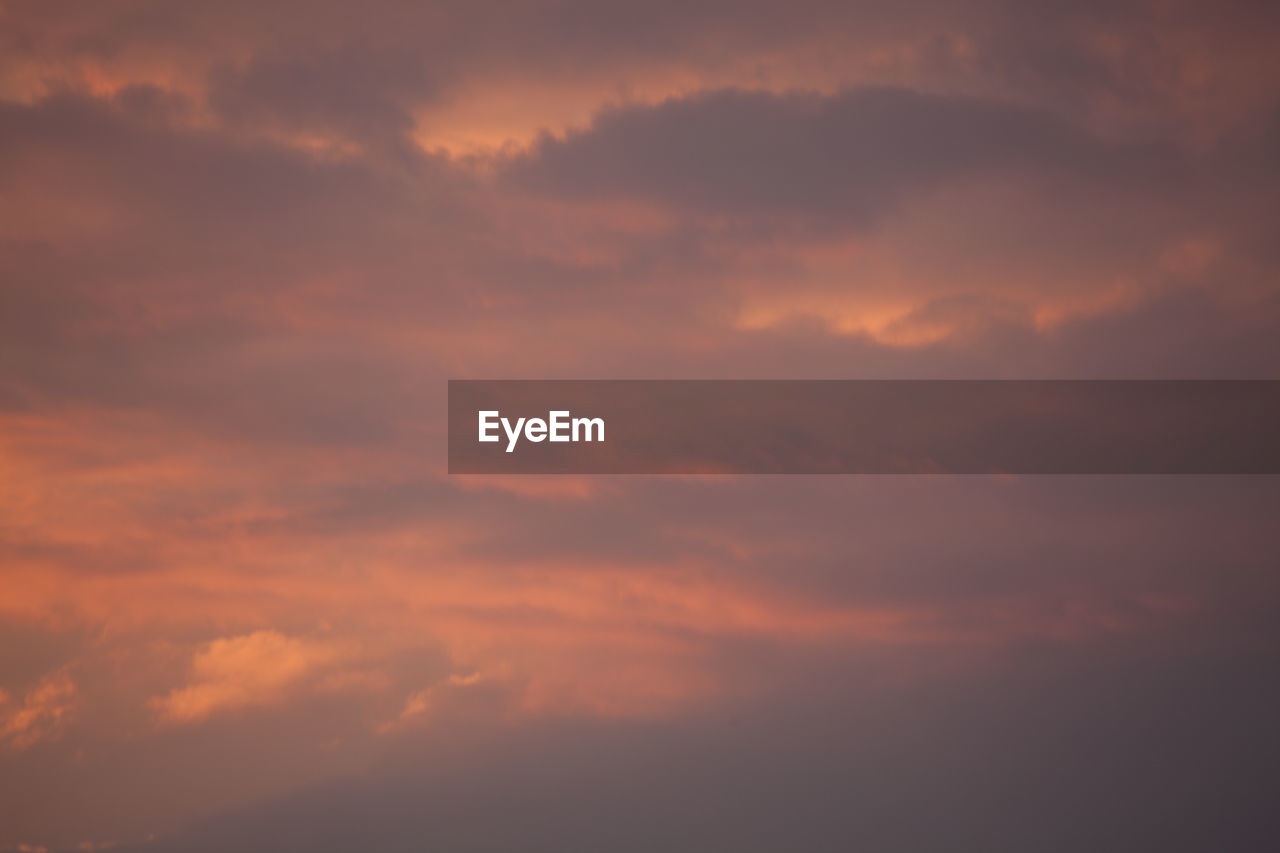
<box><xmin>149</xmin><ymin>631</ymin><xmax>340</xmax><ymax>724</ymax></box>
<box><xmin>378</xmin><ymin>671</ymin><xmax>489</xmax><ymax>733</ymax></box>
<box><xmin>0</xmin><ymin>670</ymin><xmax>78</xmax><ymax>750</ymax></box>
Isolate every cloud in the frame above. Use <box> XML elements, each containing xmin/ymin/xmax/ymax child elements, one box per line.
<box><xmin>2</xmin><ymin>0</ymin><xmax>1280</xmax><ymax>848</ymax></box>
<box><xmin>0</xmin><ymin>670</ymin><xmax>78</xmax><ymax>750</ymax></box>
<box><xmin>378</xmin><ymin>671</ymin><xmax>488</xmax><ymax>733</ymax></box>
<box><xmin>206</xmin><ymin>48</ymin><xmax>436</xmax><ymax>157</ymax></box>
<box><xmin>149</xmin><ymin>632</ymin><xmax>340</xmax><ymax>724</ymax></box>
<box><xmin>114</xmin><ymin>639</ymin><xmax>1280</xmax><ymax>853</ymax></box>
<box><xmin>502</xmin><ymin>86</ymin><xmax>1172</xmax><ymax>224</ymax></box>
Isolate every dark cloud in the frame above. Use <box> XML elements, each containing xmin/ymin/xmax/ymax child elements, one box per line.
<box><xmin>207</xmin><ymin>49</ymin><xmax>437</xmax><ymax>157</ymax></box>
<box><xmin>503</xmin><ymin>87</ymin><xmax>1175</xmax><ymax>224</ymax></box>
<box><xmin>8</xmin><ymin>1</ymin><xmax>1280</xmax><ymax>125</ymax></box>
<box><xmin>117</xmin><ymin>636</ymin><xmax>1280</xmax><ymax>853</ymax></box>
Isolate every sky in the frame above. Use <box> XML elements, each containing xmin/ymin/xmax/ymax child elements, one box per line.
<box><xmin>2</xmin><ymin>1</ymin><xmax>1280</xmax><ymax>850</ymax></box>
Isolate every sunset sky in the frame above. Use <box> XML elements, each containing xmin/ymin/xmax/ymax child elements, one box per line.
<box><xmin>2</xmin><ymin>1</ymin><xmax>1280</xmax><ymax>850</ymax></box>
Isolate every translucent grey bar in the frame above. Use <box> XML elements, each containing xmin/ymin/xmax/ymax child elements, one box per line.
<box><xmin>448</xmin><ymin>380</ymin><xmax>1280</xmax><ymax>474</ymax></box>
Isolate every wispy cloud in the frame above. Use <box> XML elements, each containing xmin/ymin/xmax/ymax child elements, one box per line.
<box><xmin>0</xmin><ymin>671</ymin><xmax>77</xmax><ymax>750</ymax></box>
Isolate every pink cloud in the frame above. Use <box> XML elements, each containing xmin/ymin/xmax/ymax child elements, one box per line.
<box><xmin>149</xmin><ymin>631</ymin><xmax>341</xmax><ymax>724</ymax></box>
<box><xmin>0</xmin><ymin>670</ymin><xmax>78</xmax><ymax>750</ymax></box>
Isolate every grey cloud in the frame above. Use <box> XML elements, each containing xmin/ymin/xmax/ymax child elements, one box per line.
<box><xmin>0</xmin><ymin>92</ymin><xmax>473</xmax><ymax>439</ymax></box>
<box><xmin>116</xmin><ymin>636</ymin><xmax>1280</xmax><ymax>853</ymax></box>
<box><xmin>9</xmin><ymin>1</ymin><xmax>1280</xmax><ymax>128</ymax></box>
<box><xmin>207</xmin><ymin>49</ymin><xmax>438</xmax><ymax>158</ymax></box>
<box><xmin>502</xmin><ymin>87</ymin><xmax>1176</xmax><ymax>224</ymax></box>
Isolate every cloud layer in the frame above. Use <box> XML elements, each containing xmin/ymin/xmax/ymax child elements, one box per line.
<box><xmin>2</xmin><ymin>0</ymin><xmax>1279</xmax><ymax>850</ymax></box>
